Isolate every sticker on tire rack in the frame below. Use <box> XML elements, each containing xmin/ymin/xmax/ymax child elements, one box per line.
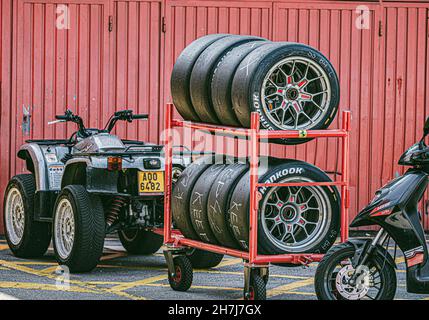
<box><xmin>138</xmin><ymin>171</ymin><xmax>164</xmax><ymax>193</ymax></box>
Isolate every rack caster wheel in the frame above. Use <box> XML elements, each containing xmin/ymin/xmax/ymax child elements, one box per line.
<box><xmin>244</xmin><ymin>271</ymin><xmax>266</xmax><ymax>300</ymax></box>
<box><xmin>168</xmin><ymin>255</ymin><xmax>193</xmax><ymax>292</ymax></box>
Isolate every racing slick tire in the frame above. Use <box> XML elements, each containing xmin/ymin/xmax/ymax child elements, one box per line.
<box><xmin>211</xmin><ymin>40</ymin><xmax>269</xmax><ymax>126</ymax></box>
<box><xmin>207</xmin><ymin>163</ymin><xmax>248</xmax><ymax>249</ymax></box>
<box><xmin>231</xmin><ymin>42</ymin><xmax>340</xmax><ymax>145</ymax></box>
<box><xmin>228</xmin><ymin>161</ymin><xmax>340</xmax><ymax>256</ymax></box>
<box><xmin>189</xmin><ymin>164</ymin><xmax>227</xmax><ymax>244</ymax></box>
<box><xmin>171</xmin><ymin>34</ymin><xmax>229</xmax><ymax>122</ymax></box>
<box><xmin>190</xmin><ymin>35</ymin><xmax>265</xmax><ymax>124</ymax></box>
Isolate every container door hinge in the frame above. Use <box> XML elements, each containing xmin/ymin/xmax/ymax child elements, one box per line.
<box><xmin>161</xmin><ymin>16</ymin><xmax>166</xmax><ymax>33</ymax></box>
<box><xmin>108</xmin><ymin>15</ymin><xmax>113</xmax><ymax>32</ymax></box>
<box><xmin>378</xmin><ymin>20</ymin><xmax>383</xmax><ymax>37</ymax></box>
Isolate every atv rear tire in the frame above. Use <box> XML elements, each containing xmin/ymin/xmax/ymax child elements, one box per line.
<box><xmin>52</xmin><ymin>185</ymin><xmax>105</xmax><ymax>273</ymax></box>
<box><xmin>4</xmin><ymin>174</ymin><xmax>51</xmax><ymax>258</ymax></box>
<box><xmin>232</xmin><ymin>42</ymin><xmax>340</xmax><ymax>145</ymax></box>
<box><xmin>171</xmin><ymin>34</ymin><xmax>229</xmax><ymax>122</ymax></box>
<box><xmin>190</xmin><ymin>35</ymin><xmax>265</xmax><ymax>124</ymax></box>
<box><xmin>119</xmin><ymin>229</ymin><xmax>163</xmax><ymax>255</ymax></box>
<box><xmin>188</xmin><ymin>248</ymin><xmax>224</xmax><ymax>269</ymax></box>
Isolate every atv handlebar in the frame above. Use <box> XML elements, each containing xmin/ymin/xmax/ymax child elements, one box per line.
<box><xmin>131</xmin><ymin>114</ymin><xmax>148</xmax><ymax>120</ymax></box>
<box><xmin>53</xmin><ymin>109</ymin><xmax>148</xmax><ymax>138</ymax></box>
<box><xmin>107</xmin><ymin>110</ymin><xmax>148</xmax><ymax>132</ymax></box>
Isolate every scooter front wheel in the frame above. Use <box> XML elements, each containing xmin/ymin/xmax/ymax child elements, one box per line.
<box><xmin>314</xmin><ymin>242</ymin><xmax>397</xmax><ymax>300</ymax></box>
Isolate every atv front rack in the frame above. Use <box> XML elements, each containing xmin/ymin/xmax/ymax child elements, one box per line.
<box><xmin>157</xmin><ymin>102</ymin><xmax>351</xmax><ymax>299</ymax></box>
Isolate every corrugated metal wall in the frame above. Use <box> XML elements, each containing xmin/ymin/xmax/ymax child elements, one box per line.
<box><xmin>1</xmin><ymin>0</ymin><xmax>429</xmax><ymax>232</ymax></box>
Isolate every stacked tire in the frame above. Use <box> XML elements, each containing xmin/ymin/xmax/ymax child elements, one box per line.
<box><xmin>170</xmin><ymin>34</ymin><xmax>342</xmax><ymax>260</ymax></box>
<box><xmin>171</xmin><ymin>34</ymin><xmax>340</xmax><ymax>145</ymax></box>
<box><xmin>172</xmin><ymin>157</ymin><xmax>340</xmax><ymax>258</ymax></box>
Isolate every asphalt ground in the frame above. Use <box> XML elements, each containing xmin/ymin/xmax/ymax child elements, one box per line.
<box><xmin>0</xmin><ymin>235</ymin><xmax>428</xmax><ymax>300</ymax></box>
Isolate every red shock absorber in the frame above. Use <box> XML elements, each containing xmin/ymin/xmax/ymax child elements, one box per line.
<box><xmin>106</xmin><ymin>196</ymin><xmax>127</xmax><ymax>226</ymax></box>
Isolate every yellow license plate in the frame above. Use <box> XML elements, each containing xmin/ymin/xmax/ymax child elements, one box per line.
<box><xmin>138</xmin><ymin>171</ymin><xmax>164</xmax><ymax>193</ymax></box>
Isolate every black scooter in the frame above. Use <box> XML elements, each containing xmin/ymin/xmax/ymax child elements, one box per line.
<box><xmin>314</xmin><ymin>117</ymin><xmax>429</xmax><ymax>300</ymax></box>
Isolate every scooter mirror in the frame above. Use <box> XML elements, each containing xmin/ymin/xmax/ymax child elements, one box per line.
<box><xmin>424</xmin><ymin>117</ymin><xmax>429</xmax><ymax>136</ymax></box>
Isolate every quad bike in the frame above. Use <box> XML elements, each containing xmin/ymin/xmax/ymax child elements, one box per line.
<box><xmin>3</xmin><ymin>109</ymin><xmax>192</xmax><ymax>272</ymax></box>
<box><xmin>315</xmin><ymin>117</ymin><xmax>429</xmax><ymax>300</ymax></box>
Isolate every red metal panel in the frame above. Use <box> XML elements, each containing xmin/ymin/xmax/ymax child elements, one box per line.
<box><xmin>0</xmin><ymin>0</ymin><xmax>14</xmax><ymax>233</ymax></box>
<box><xmin>14</xmin><ymin>1</ymin><xmax>109</xmax><ymax>142</ymax></box>
<box><xmin>111</xmin><ymin>0</ymin><xmax>163</xmax><ymax>144</ymax></box>
<box><xmin>0</xmin><ymin>1</ymin><xmax>110</xmax><ymax>233</ymax></box>
<box><xmin>272</xmin><ymin>1</ymin><xmax>382</xmax><ymax>222</ymax></box>
<box><xmin>379</xmin><ymin>3</ymin><xmax>429</xmax><ymax>229</ymax></box>
<box><xmin>163</xmin><ymin>0</ymin><xmax>272</xmax><ymax>157</ymax></box>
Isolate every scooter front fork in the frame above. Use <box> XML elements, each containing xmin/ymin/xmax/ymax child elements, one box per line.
<box><xmin>349</xmin><ymin>229</ymin><xmax>388</xmax><ymax>285</ymax></box>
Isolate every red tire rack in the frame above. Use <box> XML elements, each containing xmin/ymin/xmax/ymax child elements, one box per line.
<box><xmin>158</xmin><ymin>102</ymin><xmax>351</xmax><ymax>299</ymax></box>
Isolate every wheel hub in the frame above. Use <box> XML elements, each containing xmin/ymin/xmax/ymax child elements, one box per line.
<box><xmin>280</xmin><ymin>205</ymin><xmax>298</xmax><ymax>222</ymax></box>
<box><xmin>261</xmin><ymin>177</ymin><xmax>329</xmax><ymax>252</ymax></box>
<box><xmin>336</xmin><ymin>265</ymin><xmax>371</xmax><ymax>300</ymax></box>
<box><xmin>285</xmin><ymin>87</ymin><xmax>299</xmax><ymax>101</ymax></box>
<box><xmin>54</xmin><ymin>198</ymin><xmax>75</xmax><ymax>260</ymax></box>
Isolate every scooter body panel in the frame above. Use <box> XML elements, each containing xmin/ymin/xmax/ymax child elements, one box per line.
<box><xmin>350</xmin><ymin>169</ymin><xmax>429</xmax><ymax>294</ymax></box>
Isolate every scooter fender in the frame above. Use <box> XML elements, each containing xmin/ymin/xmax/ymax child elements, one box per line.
<box><xmin>348</xmin><ymin>239</ymin><xmax>397</xmax><ymax>270</ymax></box>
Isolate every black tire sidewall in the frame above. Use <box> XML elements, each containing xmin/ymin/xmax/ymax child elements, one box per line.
<box><xmin>172</xmin><ymin>162</ymin><xmax>212</xmax><ymax>240</ymax></box>
<box><xmin>189</xmin><ymin>164</ymin><xmax>226</xmax><ymax>244</ymax></box>
<box><xmin>190</xmin><ymin>35</ymin><xmax>264</xmax><ymax>124</ymax></box>
<box><xmin>211</xmin><ymin>40</ymin><xmax>269</xmax><ymax>126</ymax></box>
<box><xmin>207</xmin><ymin>163</ymin><xmax>249</xmax><ymax>249</ymax></box>
<box><xmin>171</xmin><ymin>34</ymin><xmax>229</xmax><ymax>122</ymax></box>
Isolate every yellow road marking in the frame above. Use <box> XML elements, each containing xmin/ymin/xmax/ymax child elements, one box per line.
<box><xmin>0</xmin><ymin>259</ymin><xmax>145</xmax><ymax>300</ymax></box>
<box><xmin>0</xmin><ymin>281</ymin><xmax>100</xmax><ymax>294</ymax></box>
<box><xmin>202</xmin><ymin>269</ymin><xmax>310</xmax><ymax>280</ymax></box>
<box><xmin>286</xmin><ymin>291</ymin><xmax>315</xmax><ymax>296</ymax></box>
<box><xmin>87</xmin><ymin>281</ymin><xmax>125</xmax><ymax>285</ymax></box>
<box><xmin>13</xmin><ymin>261</ymin><xmax>57</xmax><ymax>266</ymax></box>
<box><xmin>110</xmin><ymin>274</ymin><xmax>167</xmax><ymax>292</ymax></box>
<box><xmin>395</xmin><ymin>256</ymin><xmax>405</xmax><ymax>264</ymax></box>
<box><xmin>0</xmin><ymin>245</ymin><xmax>9</xmax><ymax>251</ymax></box>
<box><xmin>100</xmin><ymin>252</ymin><xmax>127</xmax><ymax>261</ymax></box>
<box><xmin>213</xmin><ymin>258</ymin><xmax>243</xmax><ymax>269</ymax></box>
<box><xmin>146</xmin><ymin>283</ymin><xmax>242</xmax><ymax>291</ymax></box>
<box><xmin>9</xmin><ymin>260</ymin><xmax>311</xmax><ymax>280</ymax></box>
<box><xmin>40</xmin><ymin>266</ymin><xmax>61</xmax><ymax>275</ymax></box>
<box><xmin>267</xmin><ymin>278</ymin><xmax>314</xmax><ymax>298</ymax></box>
